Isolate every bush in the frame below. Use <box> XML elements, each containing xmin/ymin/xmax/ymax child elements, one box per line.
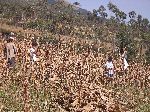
<box><xmin>116</xmin><ymin>32</ymin><xmax>138</xmax><ymax>61</ymax></box>
<box><xmin>145</xmin><ymin>48</ymin><xmax>150</xmax><ymax>64</ymax></box>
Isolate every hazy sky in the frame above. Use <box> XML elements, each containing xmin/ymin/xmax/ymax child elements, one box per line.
<box><xmin>67</xmin><ymin>0</ymin><xmax>150</xmax><ymax>20</ymax></box>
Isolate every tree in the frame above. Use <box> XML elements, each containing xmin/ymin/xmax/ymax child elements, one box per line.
<box><xmin>145</xmin><ymin>48</ymin><xmax>150</xmax><ymax>64</ymax></box>
<box><xmin>129</xmin><ymin>11</ymin><xmax>136</xmax><ymax>19</ymax></box>
<box><xmin>137</xmin><ymin>14</ymin><xmax>142</xmax><ymax>27</ymax></box>
<box><xmin>116</xmin><ymin>31</ymin><xmax>138</xmax><ymax>61</ymax></box>
<box><xmin>142</xmin><ymin>18</ymin><xmax>149</xmax><ymax>28</ymax></box>
<box><xmin>107</xmin><ymin>2</ymin><xmax>126</xmax><ymax>22</ymax></box>
<box><xmin>92</xmin><ymin>9</ymin><xmax>98</xmax><ymax>17</ymax></box>
<box><xmin>118</xmin><ymin>11</ymin><xmax>127</xmax><ymax>21</ymax></box>
<box><xmin>97</xmin><ymin>5</ymin><xmax>108</xmax><ymax>18</ymax></box>
<box><xmin>73</xmin><ymin>2</ymin><xmax>80</xmax><ymax>6</ymax></box>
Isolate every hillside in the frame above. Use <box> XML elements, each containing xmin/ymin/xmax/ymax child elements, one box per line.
<box><xmin>1</xmin><ymin>0</ymin><xmax>150</xmax><ymax>61</ymax></box>
<box><xmin>1</xmin><ymin>22</ymin><xmax>150</xmax><ymax>110</ymax></box>
<box><xmin>1</xmin><ymin>0</ymin><xmax>150</xmax><ymax>60</ymax></box>
<box><xmin>0</xmin><ymin>0</ymin><xmax>150</xmax><ymax>112</ymax></box>
<box><xmin>0</xmin><ymin>22</ymin><xmax>150</xmax><ymax>112</ymax></box>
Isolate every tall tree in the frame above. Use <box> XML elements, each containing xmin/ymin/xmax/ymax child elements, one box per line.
<box><xmin>107</xmin><ymin>2</ymin><xmax>126</xmax><ymax>22</ymax></box>
<box><xmin>137</xmin><ymin>14</ymin><xmax>142</xmax><ymax>27</ymax></box>
<box><xmin>129</xmin><ymin>11</ymin><xmax>136</xmax><ymax>18</ymax></box>
<box><xmin>128</xmin><ymin>11</ymin><xmax>137</xmax><ymax>27</ymax></box>
<box><xmin>97</xmin><ymin>5</ymin><xmax>108</xmax><ymax>18</ymax></box>
<box><xmin>92</xmin><ymin>9</ymin><xmax>98</xmax><ymax>17</ymax></box>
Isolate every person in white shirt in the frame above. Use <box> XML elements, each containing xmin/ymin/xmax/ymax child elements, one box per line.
<box><xmin>105</xmin><ymin>56</ymin><xmax>114</xmax><ymax>77</ymax></box>
<box><xmin>29</xmin><ymin>42</ymin><xmax>38</xmax><ymax>63</ymax></box>
<box><xmin>121</xmin><ymin>47</ymin><xmax>129</xmax><ymax>71</ymax></box>
<box><xmin>30</xmin><ymin>47</ymin><xmax>37</xmax><ymax>62</ymax></box>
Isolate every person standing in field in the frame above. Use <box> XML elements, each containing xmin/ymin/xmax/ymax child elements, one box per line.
<box><xmin>105</xmin><ymin>56</ymin><xmax>115</xmax><ymax>77</ymax></box>
<box><xmin>120</xmin><ymin>47</ymin><xmax>129</xmax><ymax>71</ymax></box>
<box><xmin>6</xmin><ymin>33</ymin><xmax>17</xmax><ymax>68</ymax></box>
<box><xmin>29</xmin><ymin>39</ymin><xmax>38</xmax><ymax>64</ymax></box>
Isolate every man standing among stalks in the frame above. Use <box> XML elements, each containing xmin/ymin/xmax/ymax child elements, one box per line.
<box><xmin>6</xmin><ymin>32</ymin><xmax>17</xmax><ymax>68</ymax></box>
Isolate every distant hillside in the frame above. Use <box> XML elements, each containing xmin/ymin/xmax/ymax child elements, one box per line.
<box><xmin>0</xmin><ymin>0</ymin><xmax>41</xmax><ymax>6</ymax></box>
<box><xmin>77</xmin><ymin>8</ymin><xmax>89</xmax><ymax>15</ymax></box>
<box><xmin>48</xmin><ymin>0</ymin><xmax>69</xmax><ymax>4</ymax></box>
<box><xmin>48</xmin><ymin>0</ymin><xmax>56</xmax><ymax>4</ymax></box>
<box><xmin>48</xmin><ymin>0</ymin><xmax>88</xmax><ymax>14</ymax></box>
<box><xmin>0</xmin><ymin>0</ymin><xmax>89</xmax><ymax>15</ymax></box>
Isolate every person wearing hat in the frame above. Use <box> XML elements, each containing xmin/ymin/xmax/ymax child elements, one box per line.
<box><xmin>6</xmin><ymin>35</ymin><xmax>17</xmax><ymax>68</ymax></box>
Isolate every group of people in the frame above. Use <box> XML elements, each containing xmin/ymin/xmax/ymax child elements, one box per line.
<box><xmin>105</xmin><ymin>47</ymin><xmax>129</xmax><ymax>78</ymax></box>
<box><xmin>0</xmin><ymin>32</ymin><xmax>149</xmax><ymax>111</ymax></box>
<box><xmin>1</xmin><ymin>32</ymin><xmax>129</xmax><ymax>78</ymax></box>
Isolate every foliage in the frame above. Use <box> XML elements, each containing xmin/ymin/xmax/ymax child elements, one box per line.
<box><xmin>116</xmin><ymin>31</ymin><xmax>138</xmax><ymax>61</ymax></box>
<box><xmin>145</xmin><ymin>48</ymin><xmax>150</xmax><ymax>64</ymax></box>
<box><xmin>137</xmin><ymin>103</ymin><xmax>150</xmax><ymax>112</ymax></box>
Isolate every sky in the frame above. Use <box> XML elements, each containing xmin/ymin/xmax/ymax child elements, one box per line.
<box><xmin>66</xmin><ymin>0</ymin><xmax>150</xmax><ymax>20</ymax></box>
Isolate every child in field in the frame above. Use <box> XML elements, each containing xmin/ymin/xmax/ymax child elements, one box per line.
<box><xmin>29</xmin><ymin>41</ymin><xmax>38</xmax><ymax>63</ymax></box>
<box><xmin>105</xmin><ymin>56</ymin><xmax>114</xmax><ymax>77</ymax></box>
